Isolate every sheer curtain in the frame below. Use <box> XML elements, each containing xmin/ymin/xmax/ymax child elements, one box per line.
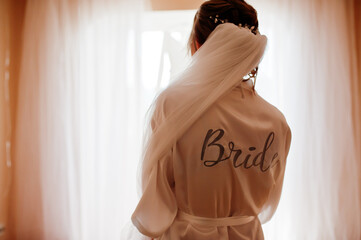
<box><xmin>10</xmin><ymin>0</ymin><xmax>148</xmax><ymax>239</ymax></box>
<box><xmin>3</xmin><ymin>0</ymin><xmax>360</xmax><ymax>239</ymax></box>
<box><xmin>248</xmin><ymin>0</ymin><xmax>361</xmax><ymax>239</ymax></box>
<box><xmin>8</xmin><ymin>1</ymin><xmax>197</xmax><ymax>239</ymax></box>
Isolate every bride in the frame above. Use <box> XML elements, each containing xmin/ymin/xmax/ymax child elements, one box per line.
<box><xmin>130</xmin><ymin>0</ymin><xmax>292</xmax><ymax>239</ymax></box>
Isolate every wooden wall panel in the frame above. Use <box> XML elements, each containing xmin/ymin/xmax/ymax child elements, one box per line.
<box><xmin>355</xmin><ymin>0</ymin><xmax>361</xmax><ymax>81</ymax></box>
<box><xmin>0</xmin><ymin>0</ymin><xmax>26</xmax><ymax>239</ymax></box>
<box><xmin>354</xmin><ymin>0</ymin><xmax>361</xmax><ymax>228</ymax></box>
<box><xmin>0</xmin><ymin>0</ymin><xmax>11</xmax><ymax>239</ymax></box>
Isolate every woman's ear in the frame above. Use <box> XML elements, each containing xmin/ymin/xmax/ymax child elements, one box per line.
<box><xmin>191</xmin><ymin>40</ymin><xmax>202</xmax><ymax>56</ymax></box>
<box><xmin>195</xmin><ymin>40</ymin><xmax>201</xmax><ymax>50</ymax></box>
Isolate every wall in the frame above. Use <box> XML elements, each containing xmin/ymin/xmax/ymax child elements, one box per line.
<box><xmin>149</xmin><ymin>0</ymin><xmax>204</xmax><ymax>10</ymax></box>
<box><xmin>354</xmin><ymin>0</ymin><xmax>361</xmax><ymax>224</ymax></box>
<box><xmin>0</xmin><ymin>1</ymin><xmax>26</xmax><ymax>239</ymax></box>
<box><xmin>0</xmin><ymin>1</ymin><xmax>11</xmax><ymax>239</ymax></box>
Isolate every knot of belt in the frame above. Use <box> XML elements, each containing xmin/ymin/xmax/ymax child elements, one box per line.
<box><xmin>176</xmin><ymin>209</ymin><xmax>256</xmax><ymax>227</ymax></box>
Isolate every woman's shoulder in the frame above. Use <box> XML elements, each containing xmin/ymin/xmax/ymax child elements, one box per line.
<box><xmin>254</xmin><ymin>92</ymin><xmax>291</xmax><ymax>133</ymax></box>
<box><xmin>154</xmin><ymin>86</ymin><xmax>184</xmax><ymax>116</ymax></box>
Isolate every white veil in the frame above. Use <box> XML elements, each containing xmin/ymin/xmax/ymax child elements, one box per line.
<box><xmin>138</xmin><ymin>22</ymin><xmax>268</xmax><ymax>192</ymax></box>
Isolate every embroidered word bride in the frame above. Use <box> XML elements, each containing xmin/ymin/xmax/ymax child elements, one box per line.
<box><xmin>200</xmin><ymin>128</ymin><xmax>279</xmax><ymax>172</ymax></box>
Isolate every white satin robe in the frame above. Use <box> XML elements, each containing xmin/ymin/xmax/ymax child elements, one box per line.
<box><xmin>131</xmin><ymin>79</ymin><xmax>292</xmax><ymax>240</ymax></box>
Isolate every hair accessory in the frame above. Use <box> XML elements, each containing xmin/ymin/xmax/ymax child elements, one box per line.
<box><xmin>238</xmin><ymin>23</ymin><xmax>258</xmax><ymax>34</ymax></box>
<box><xmin>209</xmin><ymin>15</ymin><xmax>258</xmax><ymax>34</ymax></box>
<box><xmin>209</xmin><ymin>14</ymin><xmax>228</xmax><ymax>24</ymax></box>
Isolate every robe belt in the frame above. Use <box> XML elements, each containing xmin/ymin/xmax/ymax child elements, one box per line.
<box><xmin>176</xmin><ymin>209</ymin><xmax>256</xmax><ymax>227</ymax></box>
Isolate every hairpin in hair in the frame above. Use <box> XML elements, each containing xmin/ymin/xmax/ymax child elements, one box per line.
<box><xmin>238</xmin><ymin>23</ymin><xmax>258</xmax><ymax>34</ymax></box>
<box><xmin>209</xmin><ymin>15</ymin><xmax>259</xmax><ymax>34</ymax></box>
<box><xmin>209</xmin><ymin>14</ymin><xmax>228</xmax><ymax>24</ymax></box>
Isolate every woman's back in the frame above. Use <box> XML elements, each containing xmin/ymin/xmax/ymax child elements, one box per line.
<box><xmin>155</xmin><ymin>80</ymin><xmax>291</xmax><ymax>239</ymax></box>
<box><xmin>131</xmin><ymin>1</ymin><xmax>292</xmax><ymax>239</ymax></box>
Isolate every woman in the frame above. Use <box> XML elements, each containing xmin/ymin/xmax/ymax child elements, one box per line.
<box><xmin>131</xmin><ymin>0</ymin><xmax>292</xmax><ymax>239</ymax></box>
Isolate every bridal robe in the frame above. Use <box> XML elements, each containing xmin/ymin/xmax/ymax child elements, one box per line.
<box><xmin>131</xmin><ymin>79</ymin><xmax>292</xmax><ymax>240</ymax></box>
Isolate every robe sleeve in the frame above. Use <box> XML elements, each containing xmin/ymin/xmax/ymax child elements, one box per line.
<box><xmin>131</xmin><ymin>101</ymin><xmax>178</xmax><ymax>238</ymax></box>
<box><xmin>258</xmin><ymin>124</ymin><xmax>292</xmax><ymax>224</ymax></box>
